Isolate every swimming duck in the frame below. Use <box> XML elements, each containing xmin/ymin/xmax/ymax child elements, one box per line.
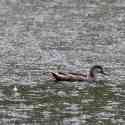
<box><xmin>51</xmin><ymin>65</ymin><xmax>108</xmax><ymax>81</ymax></box>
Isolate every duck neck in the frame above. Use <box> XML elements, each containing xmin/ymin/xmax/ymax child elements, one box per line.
<box><xmin>89</xmin><ymin>70</ymin><xmax>96</xmax><ymax>79</ymax></box>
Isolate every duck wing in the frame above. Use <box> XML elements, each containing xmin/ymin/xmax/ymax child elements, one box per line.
<box><xmin>51</xmin><ymin>72</ymin><xmax>87</xmax><ymax>81</ymax></box>
<box><xmin>51</xmin><ymin>72</ymin><xmax>67</xmax><ymax>81</ymax></box>
<box><xmin>58</xmin><ymin>72</ymin><xmax>68</xmax><ymax>75</ymax></box>
<box><xmin>67</xmin><ymin>72</ymin><xmax>87</xmax><ymax>77</ymax></box>
<box><xmin>58</xmin><ymin>72</ymin><xmax>87</xmax><ymax>77</ymax></box>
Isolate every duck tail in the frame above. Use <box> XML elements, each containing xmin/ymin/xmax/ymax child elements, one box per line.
<box><xmin>51</xmin><ymin>72</ymin><xmax>60</xmax><ymax>80</ymax></box>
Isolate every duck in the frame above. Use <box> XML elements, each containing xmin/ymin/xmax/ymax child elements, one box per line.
<box><xmin>50</xmin><ymin>65</ymin><xmax>108</xmax><ymax>81</ymax></box>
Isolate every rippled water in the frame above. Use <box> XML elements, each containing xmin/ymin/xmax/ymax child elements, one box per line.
<box><xmin>0</xmin><ymin>0</ymin><xmax>125</xmax><ymax>124</ymax></box>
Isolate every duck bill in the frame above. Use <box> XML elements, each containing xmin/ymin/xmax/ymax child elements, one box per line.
<box><xmin>102</xmin><ymin>71</ymin><xmax>109</xmax><ymax>75</ymax></box>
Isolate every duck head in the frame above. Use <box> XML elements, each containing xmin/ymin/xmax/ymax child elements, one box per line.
<box><xmin>89</xmin><ymin>65</ymin><xmax>108</xmax><ymax>78</ymax></box>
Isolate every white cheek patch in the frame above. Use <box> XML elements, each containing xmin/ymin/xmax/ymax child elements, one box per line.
<box><xmin>96</xmin><ymin>68</ymin><xmax>101</xmax><ymax>73</ymax></box>
<box><xmin>93</xmin><ymin>69</ymin><xmax>98</xmax><ymax>73</ymax></box>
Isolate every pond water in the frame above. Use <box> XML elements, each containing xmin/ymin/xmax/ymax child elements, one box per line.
<box><xmin>0</xmin><ymin>0</ymin><xmax>125</xmax><ymax>124</ymax></box>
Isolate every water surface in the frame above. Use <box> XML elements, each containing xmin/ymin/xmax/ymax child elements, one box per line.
<box><xmin>0</xmin><ymin>0</ymin><xmax>125</xmax><ymax>124</ymax></box>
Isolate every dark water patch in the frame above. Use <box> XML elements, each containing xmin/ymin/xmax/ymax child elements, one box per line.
<box><xmin>0</xmin><ymin>79</ymin><xmax>123</xmax><ymax>124</ymax></box>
